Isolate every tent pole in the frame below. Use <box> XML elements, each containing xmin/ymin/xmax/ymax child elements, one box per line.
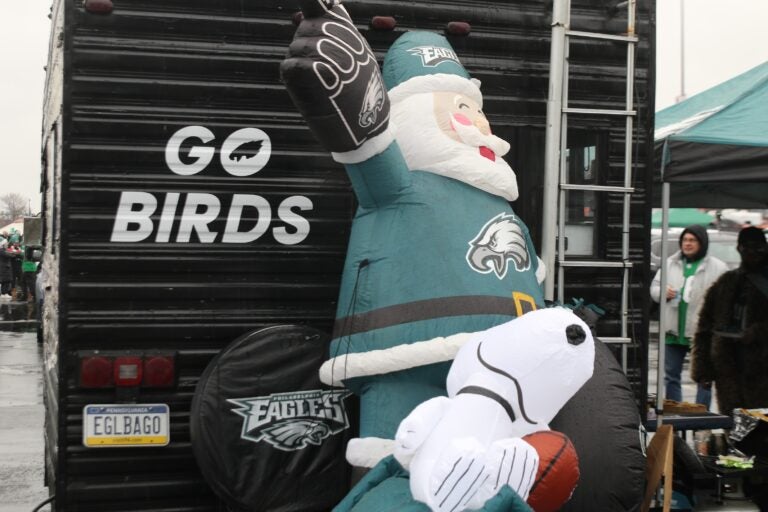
<box><xmin>656</xmin><ymin>140</ymin><xmax>671</xmax><ymax>428</ymax></box>
<box><xmin>541</xmin><ymin>0</ymin><xmax>568</xmax><ymax>301</ymax></box>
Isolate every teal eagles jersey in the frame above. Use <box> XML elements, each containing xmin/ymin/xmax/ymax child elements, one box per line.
<box><xmin>331</xmin><ymin>142</ymin><xmax>544</xmax><ymax>358</ymax></box>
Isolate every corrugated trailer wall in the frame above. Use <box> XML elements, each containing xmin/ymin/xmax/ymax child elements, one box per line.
<box><xmin>58</xmin><ymin>1</ymin><xmax>352</xmax><ymax>510</ymax></box>
<box><xmin>48</xmin><ymin>0</ymin><xmax>654</xmax><ymax>510</ymax></box>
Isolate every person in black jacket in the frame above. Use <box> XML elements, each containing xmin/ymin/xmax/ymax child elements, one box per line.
<box><xmin>691</xmin><ymin>227</ymin><xmax>768</xmax><ymax>509</ymax></box>
<box><xmin>691</xmin><ymin>226</ymin><xmax>768</xmax><ymax>417</ymax></box>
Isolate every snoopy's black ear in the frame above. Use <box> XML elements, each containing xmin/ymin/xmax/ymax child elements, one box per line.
<box><xmin>566</xmin><ymin>324</ymin><xmax>587</xmax><ymax>345</ymax></box>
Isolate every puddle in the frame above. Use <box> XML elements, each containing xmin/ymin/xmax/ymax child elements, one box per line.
<box><xmin>0</xmin><ymin>366</ymin><xmax>40</xmax><ymax>376</ymax></box>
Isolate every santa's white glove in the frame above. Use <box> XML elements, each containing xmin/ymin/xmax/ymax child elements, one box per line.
<box><xmin>394</xmin><ymin>396</ymin><xmax>451</xmax><ymax>469</ymax></box>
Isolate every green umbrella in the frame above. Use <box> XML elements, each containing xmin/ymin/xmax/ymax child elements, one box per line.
<box><xmin>651</xmin><ymin>208</ymin><xmax>714</xmax><ymax>228</ymax></box>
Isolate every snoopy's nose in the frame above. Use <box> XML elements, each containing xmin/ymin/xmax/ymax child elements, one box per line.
<box><xmin>565</xmin><ymin>324</ymin><xmax>587</xmax><ymax>345</ymax></box>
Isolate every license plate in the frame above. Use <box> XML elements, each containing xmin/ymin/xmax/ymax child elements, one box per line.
<box><xmin>83</xmin><ymin>404</ymin><xmax>170</xmax><ymax>448</ymax></box>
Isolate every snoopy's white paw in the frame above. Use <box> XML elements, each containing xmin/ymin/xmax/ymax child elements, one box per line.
<box><xmin>466</xmin><ymin>437</ymin><xmax>540</xmax><ymax>508</ymax></box>
<box><xmin>394</xmin><ymin>415</ymin><xmax>428</xmax><ymax>455</ymax></box>
<box><xmin>394</xmin><ymin>396</ymin><xmax>451</xmax><ymax>468</ymax></box>
<box><xmin>419</xmin><ymin>437</ymin><xmax>489</xmax><ymax>512</ymax></box>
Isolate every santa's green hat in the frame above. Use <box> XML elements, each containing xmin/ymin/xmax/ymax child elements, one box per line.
<box><xmin>382</xmin><ymin>31</ymin><xmax>482</xmax><ymax>106</ymax></box>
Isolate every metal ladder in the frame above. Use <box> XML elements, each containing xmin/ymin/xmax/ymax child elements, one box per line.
<box><xmin>543</xmin><ymin>0</ymin><xmax>638</xmax><ymax>371</ymax></box>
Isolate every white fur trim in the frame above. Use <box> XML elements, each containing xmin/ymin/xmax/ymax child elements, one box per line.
<box><xmin>346</xmin><ymin>437</ymin><xmax>395</xmax><ymax>468</ymax></box>
<box><xmin>388</xmin><ymin>74</ymin><xmax>482</xmax><ymax>106</ymax></box>
<box><xmin>332</xmin><ymin>126</ymin><xmax>396</xmax><ymax>164</ymax></box>
<box><xmin>319</xmin><ymin>332</ymin><xmax>472</xmax><ymax>386</ymax></box>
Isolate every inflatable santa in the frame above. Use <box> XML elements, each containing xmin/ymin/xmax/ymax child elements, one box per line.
<box><xmin>282</xmin><ymin>0</ymin><xmax>545</xmax><ymax>468</ymax></box>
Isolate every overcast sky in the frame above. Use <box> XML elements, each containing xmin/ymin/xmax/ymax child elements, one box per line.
<box><xmin>2</xmin><ymin>1</ymin><xmax>768</xmax><ymax>215</ymax></box>
<box><xmin>655</xmin><ymin>0</ymin><xmax>768</xmax><ymax>110</ymax></box>
<box><xmin>1</xmin><ymin>1</ymin><xmax>50</xmax><ymax>214</ymax></box>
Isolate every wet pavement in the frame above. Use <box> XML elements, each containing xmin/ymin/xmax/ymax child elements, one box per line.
<box><xmin>0</xmin><ymin>297</ymin><xmax>49</xmax><ymax>511</ymax></box>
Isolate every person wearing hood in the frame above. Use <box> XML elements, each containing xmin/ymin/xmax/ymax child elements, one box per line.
<box><xmin>691</xmin><ymin>227</ymin><xmax>768</xmax><ymax>417</ymax></box>
<box><xmin>651</xmin><ymin>224</ymin><xmax>728</xmax><ymax>408</ymax></box>
<box><xmin>691</xmin><ymin>227</ymin><xmax>768</xmax><ymax>508</ymax></box>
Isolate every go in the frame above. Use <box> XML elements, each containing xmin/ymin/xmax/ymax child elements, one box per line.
<box><xmin>164</xmin><ymin>126</ymin><xmax>272</xmax><ymax>177</ymax></box>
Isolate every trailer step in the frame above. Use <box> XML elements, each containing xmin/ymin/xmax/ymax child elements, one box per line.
<box><xmin>566</xmin><ymin>30</ymin><xmax>638</xmax><ymax>43</ymax></box>
<box><xmin>558</xmin><ymin>260</ymin><xmax>633</xmax><ymax>269</ymax></box>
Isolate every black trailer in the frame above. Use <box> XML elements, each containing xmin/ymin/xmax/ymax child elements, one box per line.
<box><xmin>39</xmin><ymin>0</ymin><xmax>655</xmax><ymax>510</ymax></box>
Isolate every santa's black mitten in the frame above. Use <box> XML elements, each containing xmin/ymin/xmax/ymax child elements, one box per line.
<box><xmin>281</xmin><ymin>0</ymin><xmax>392</xmax><ymax>162</ymax></box>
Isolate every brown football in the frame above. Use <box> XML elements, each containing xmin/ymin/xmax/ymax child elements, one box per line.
<box><xmin>523</xmin><ymin>430</ymin><xmax>580</xmax><ymax>512</ymax></box>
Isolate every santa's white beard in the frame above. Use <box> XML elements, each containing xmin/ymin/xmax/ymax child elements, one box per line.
<box><xmin>390</xmin><ymin>93</ymin><xmax>519</xmax><ymax>201</ymax></box>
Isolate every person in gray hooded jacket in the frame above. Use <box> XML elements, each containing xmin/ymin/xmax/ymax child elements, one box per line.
<box><xmin>651</xmin><ymin>224</ymin><xmax>728</xmax><ymax>408</ymax></box>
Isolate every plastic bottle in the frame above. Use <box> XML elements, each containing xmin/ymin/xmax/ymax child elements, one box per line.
<box><xmin>694</xmin><ymin>430</ymin><xmax>711</xmax><ymax>456</ymax></box>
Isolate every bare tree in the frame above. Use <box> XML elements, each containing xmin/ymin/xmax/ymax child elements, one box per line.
<box><xmin>0</xmin><ymin>193</ymin><xmax>29</xmax><ymax>224</ymax></box>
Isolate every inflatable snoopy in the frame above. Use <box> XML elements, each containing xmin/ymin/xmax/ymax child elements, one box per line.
<box><xmin>393</xmin><ymin>308</ymin><xmax>595</xmax><ymax>511</ymax></box>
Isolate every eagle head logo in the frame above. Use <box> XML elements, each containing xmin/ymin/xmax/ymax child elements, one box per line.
<box><xmin>260</xmin><ymin>419</ymin><xmax>332</xmax><ymax>450</ymax></box>
<box><xmin>466</xmin><ymin>213</ymin><xmax>530</xmax><ymax>279</ymax></box>
<box><xmin>358</xmin><ymin>72</ymin><xmax>386</xmax><ymax>128</ymax></box>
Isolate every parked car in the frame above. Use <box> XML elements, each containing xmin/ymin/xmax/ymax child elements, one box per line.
<box><xmin>650</xmin><ymin>228</ymin><xmax>740</xmax><ymax>274</ymax></box>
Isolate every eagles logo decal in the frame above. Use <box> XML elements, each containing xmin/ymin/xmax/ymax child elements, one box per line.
<box><xmin>359</xmin><ymin>72</ymin><xmax>386</xmax><ymax>128</ymax></box>
<box><xmin>467</xmin><ymin>213</ymin><xmax>531</xmax><ymax>279</ymax></box>
<box><xmin>260</xmin><ymin>419</ymin><xmax>332</xmax><ymax>450</ymax></box>
<box><xmin>407</xmin><ymin>46</ymin><xmax>461</xmax><ymax>67</ymax></box>
<box><xmin>229</xmin><ymin>389</ymin><xmax>351</xmax><ymax>451</ymax></box>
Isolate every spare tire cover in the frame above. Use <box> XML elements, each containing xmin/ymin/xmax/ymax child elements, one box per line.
<box><xmin>551</xmin><ymin>339</ymin><xmax>645</xmax><ymax>511</ymax></box>
<box><xmin>191</xmin><ymin>325</ymin><xmax>354</xmax><ymax>512</ymax></box>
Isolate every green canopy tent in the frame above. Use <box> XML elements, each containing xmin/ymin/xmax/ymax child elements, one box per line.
<box><xmin>650</xmin><ymin>208</ymin><xmax>714</xmax><ymax>228</ymax></box>
<box><xmin>654</xmin><ymin>60</ymin><xmax>768</xmax><ymax>208</ymax></box>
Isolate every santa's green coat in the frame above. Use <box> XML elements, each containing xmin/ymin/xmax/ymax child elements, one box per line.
<box><xmin>329</xmin><ymin>141</ymin><xmax>543</xmax><ymax>440</ymax></box>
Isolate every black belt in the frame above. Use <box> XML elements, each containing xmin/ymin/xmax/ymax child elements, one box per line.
<box><xmin>332</xmin><ymin>295</ymin><xmax>518</xmax><ymax>338</ymax></box>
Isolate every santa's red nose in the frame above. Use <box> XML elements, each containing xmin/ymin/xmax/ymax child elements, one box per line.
<box><xmin>479</xmin><ymin>146</ymin><xmax>496</xmax><ymax>161</ymax></box>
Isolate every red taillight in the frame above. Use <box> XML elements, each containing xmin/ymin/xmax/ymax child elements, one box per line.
<box><xmin>370</xmin><ymin>16</ymin><xmax>397</xmax><ymax>31</ymax></box>
<box><xmin>446</xmin><ymin>21</ymin><xmax>471</xmax><ymax>36</ymax></box>
<box><xmin>80</xmin><ymin>356</ymin><xmax>113</xmax><ymax>388</ymax></box>
<box><xmin>78</xmin><ymin>352</ymin><xmax>176</xmax><ymax>389</ymax></box>
<box><xmin>114</xmin><ymin>356</ymin><xmax>143</xmax><ymax>387</ymax></box>
<box><xmin>83</xmin><ymin>0</ymin><xmax>114</xmax><ymax>15</ymax></box>
<box><xmin>143</xmin><ymin>355</ymin><xmax>175</xmax><ymax>388</ymax></box>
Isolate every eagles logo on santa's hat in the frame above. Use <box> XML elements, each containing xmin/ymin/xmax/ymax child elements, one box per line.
<box><xmin>383</xmin><ymin>31</ymin><xmax>483</xmax><ymax>106</ymax></box>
